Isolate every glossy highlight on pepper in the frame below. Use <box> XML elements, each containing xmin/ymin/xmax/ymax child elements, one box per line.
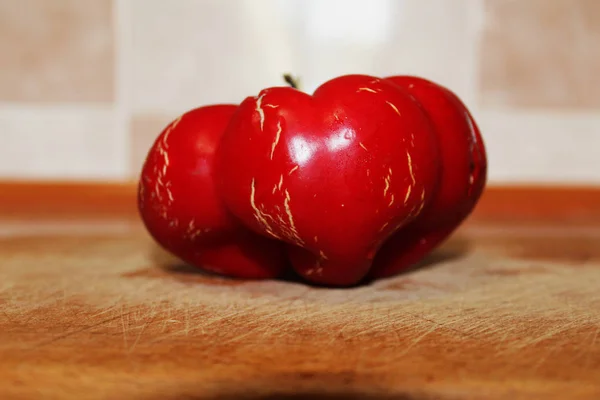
<box><xmin>138</xmin><ymin>74</ymin><xmax>488</xmax><ymax>287</ymax></box>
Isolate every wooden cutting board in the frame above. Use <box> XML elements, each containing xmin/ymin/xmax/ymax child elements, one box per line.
<box><xmin>1</xmin><ymin>220</ymin><xmax>600</xmax><ymax>400</ymax></box>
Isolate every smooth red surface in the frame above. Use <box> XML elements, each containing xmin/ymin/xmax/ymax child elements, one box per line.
<box><xmin>137</xmin><ymin>105</ymin><xmax>286</xmax><ymax>279</ymax></box>
<box><xmin>137</xmin><ymin>74</ymin><xmax>488</xmax><ymax>287</ymax></box>
<box><xmin>215</xmin><ymin>75</ymin><xmax>442</xmax><ymax>286</ymax></box>
<box><xmin>371</xmin><ymin>76</ymin><xmax>488</xmax><ymax>278</ymax></box>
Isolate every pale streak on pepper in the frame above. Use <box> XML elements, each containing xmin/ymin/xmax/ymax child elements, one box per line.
<box><xmin>359</xmin><ymin>142</ymin><xmax>368</xmax><ymax>151</ymax></box>
<box><xmin>277</xmin><ymin>174</ymin><xmax>284</xmax><ymax>191</ymax></box>
<box><xmin>158</xmin><ymin>148</ymin><xmax>168</xmax><ymax>176</ymax></box>
<box><xmin>386</xmin><ymin>101</ymin><xmax>401</xmax><ymax>117</ymax></box>
<box><xmin>189</xmin><ymin>227</ymin><xmax>210</xmax><ymax>241</ymax></box>
<box><xmin>139</xmin><ymin>179</ymin><xmax>146</xmax><ymax>205</ymax></box>
<box><xmin>250</xmin><ymin>178</ymin><xmax>279</xmax><ymax>238</ymax></box>
<box><xmin>153</xmin><ymin>183</ymin><xmax>161</xmax><ymax>201</ymax></box>
<box><xmin>405</xmin><ymin>150</ymin><xmax>416</xmax><ymax>205</ymax></box>
<box><xmin>288</xmin><ymin>165</ymin><xmax>299</xmax><ymax>175</ymax></box>
<box><xmin>357</xmin><ymin>87</ymin><xmax>377</xmax><ymax>93</ymax></box>
<box><xmin>162</xmin><ymin>115</ymin><xmax>182</xmax><ymax>149</ymax></box>
<box><xmin>404</xmin><ymin>185</ymin><xmax>412</xmax><ymax>205</ymax></box>
<box><xmin>415</xmin><ymin>188</ymin><xmax>426</xmax><ymax>216</ymax></box>
<box><xmin>312</xmin><ymin>257</ymin><xmax>324</xmax><ymax>275</ymax></box>
<box><xmin>408</xmin><ymin>188</ymin><xmax>426</xmax><ymax>219</ymax></box>
<box><xmin>379</xmin><ymin>222</ymin><xmax>389</xmax><ymax>233</ymax></box>
<box><xmin>388</xmin><ymin>194</ymin><xmax>395</xmax><ymax>207</ymax></box>
<box><xmin>164</xmin><ymin>180</ymin><xmax>174</xmax><ymax>206</ymax></box>
<box><xmin>154</xmin><ymin>116</ymin><xmax>182</xmax><ymax>213</ymax></box>
<box><xmin>261</xmin><ymin>208</ymin><xmax>279</xmax><ymax>225</ymax></box>
<box><xmin>270</xmin><ymin>120</ymin><xmax>282</xmax><ymax>160</ymax></box>
<box><xmin>465</xmin><ymin>111</ymin><xmax>482</xmax><ymax>189</ymax></box>
<box><xmin>274</xmin><ymin>207</ymin><xmax>300</xmax><ymax>245</ymax></box>
<box><xmin>156</xmin><ymin>175</ymin><xmax>164</xmax><ymax>194</ymax></box>
<box><xmin>255</xmin><ymin>94</ymin><xmax>266</xmax><ymax>131</ymax></box>
<box><xmin>383</xmin><ymin>174</ymin><xmax>391</xmax><ymax>197</ymax></box>
<box><xmin>284</xmin><ymin>189</ymin><xmax>304</xmax><ymax>245</ymax></box>
<box><xmin>407</xmin><ymin>149</ymin><xmax>416</xmax><ymax>185</ymax></box>
<box><xmin>186</xmin><ymin>220</ymin><xmax>200</xmax><ymax>240</ymax></box>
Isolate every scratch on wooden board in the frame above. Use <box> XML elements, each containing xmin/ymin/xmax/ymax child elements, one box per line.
<box><xmin>513</xmin><ymin>319</ymin><xmax>582</xmax><ymax>350</ymax></box>
<box><xmin>462</xmin><ymin>316</ymin><xmax>507</xmax><ymax>338</ymax></box>
<box><xmin>531</xmin><ymin>336</ymin><xmax>573</xmax><ymax>372</ymax></box>
<box><xmin>328</xmin><ymin>319</ymin><xmax>354</xmax><ymax>344</ymax></box>
<box><xmin>121</xmin><ymin>305</ymin><xmax>129</xmax><ymax>349</ymax></box>
<box><xmin>32</xmin><ymin>313</ymin><xmax>130</xmax><ymax>349</ymax></box>
<box><xmin>585</xmin><ymin>326</ymin><xmax>600</xmax><ymax>368</ymax></box>
<box><xmin>161</xmin><ymin>304</ymin><xmax>177</xmax><ymax>333</ymax></box>
<box><xmin>255</xmin><ymin>317</ymin><xmax>296</xmax><ymax>338</ymax></box>
<box><xmin>396</xmin><ymin>323</ymin><xmax>441</xmax><ymax>357</ymax></box>
<box><xmin>128</xmin><ymin>309</ymin><xmax>160</xmax><ymax>353</ymax></box>
<box><xmin>401</xmin><ymin>310</ymin><xmax>475</xmax><ymax>339</ymax></box>
<box><xmin>221</xmin><ymin>322</ymin><xmax>279</xmax><ymax>346</ymax></box>
<box><xmin>148</xmin><ymin>306</ymin><xmax>250</xmax><ymax>343</ymax></box>
<box><xmin>91</xmin><ymin>304</ymin><xmax>120</xmax><ymax>318</ymax></box>
<box><xmin>184</xmin><ymin>306</ymin><xmax>190</xmax><ymax>336</ymax></box>
<box><xmin>219</xmin><ymin>308</ymin><xmax>295</xmax><ymax>345</ymax></box>
<box><xmin>348</xmin><ymin>314</ymin><xmax>399</xmax><ymax>340</ymax></box>
<box><xmin>496</xmin><ymin>324</ymin><xmax>514</xmax><ymax>346</ymax></box>
<box><xmin>385</xmin><ymin>309</ymin><xmax>403</xmax><ymax>343</ymax></box>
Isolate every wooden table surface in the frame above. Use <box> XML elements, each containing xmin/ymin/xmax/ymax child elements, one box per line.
<box><xmin>1</xmin><ymin>183</ymin><xmax>600</xmax><ymax>400</ymax></box>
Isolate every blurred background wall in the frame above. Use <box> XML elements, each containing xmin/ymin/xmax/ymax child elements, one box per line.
<box><xmin>0</xmin><ymin>0</ymin><xmax>598</xmax><ymax>184</ymax></box>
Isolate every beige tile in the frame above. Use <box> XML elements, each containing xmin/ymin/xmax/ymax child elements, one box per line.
<box><xmin>130</xmin><ymin>114</ymin><xmax>176</xmax><ymax>177</ymax></box>
<box><xmin>0</xmin><ymin>106</ymin><xmax>126</xmax><ymax>179</ymax></box>
<box><xmin>478</xmin><ymin>110</ymin><xmax>600</xmax><ymax>184</ymax></box>
<box><xmin>130</xmin><ymin>0</ymin><xmax>292</xmax><ymax>113</ymax></box>
<box><xmin>0</xmin><ymin>0</ymin><xmax>114</xmax><ymax>102</ymax></box>
<box><xmin>480</xmin><ymin>0</ymin><xmax>600</xmax><ymax>110</ymax></box>
<box><xmin>130</xmin><ymin>0</ymin><xmax>479</xmax><ymax>113</ymax></box>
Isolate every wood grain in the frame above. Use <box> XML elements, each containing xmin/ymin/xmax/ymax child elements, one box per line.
<box><xmin>1</xmin><ymin>222</ymin><xmax>600</xmax><ymax>399</ymax></box>
<box><xmin>2</xmin><ymin>181</ymin><xmax>600</xmax><ymax>223</ymax></box>
<box><xmin>1</xmin><ymin>183</ymin><xmax>600</xmax><ymax>399</ymax></box>
<box><xmin>0</xmin><ymin>180</ymin><xmax>138</xmax><ymax>220</ymax></box>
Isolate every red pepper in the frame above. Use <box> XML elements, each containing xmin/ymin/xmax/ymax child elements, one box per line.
<box><xmin>371</xmin><ymin>76</ymin><xmax>487</xmax><ymax>279</ymax></box>
<box><xmin>138</xmin><ymin>74</ymin><xmax>487</xmax><ymax>287</ymax></box>
<box><xmin>138</xmin><ymin>105</ymin><xmax>287</xmax><ymax>279</ymax></box>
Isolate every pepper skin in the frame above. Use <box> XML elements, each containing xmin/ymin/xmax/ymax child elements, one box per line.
<box><xmin>215</xmin><ymin>74</ymin><xmax>442</xmax><ymax>286</ymax></box>
<box><xmin>370</xmin><ymin>76</ymin><xmax>487</xmax><ymax>278</ymax></box>
<box><xmin>138</xmin><ymin>74</ymin><xmax>487</xmax><ymax>287</ymax></box>
<box><xmin>138</xmin><ymin>105</ymin><xmax>287</xmax><ymax>279</ymax></box>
